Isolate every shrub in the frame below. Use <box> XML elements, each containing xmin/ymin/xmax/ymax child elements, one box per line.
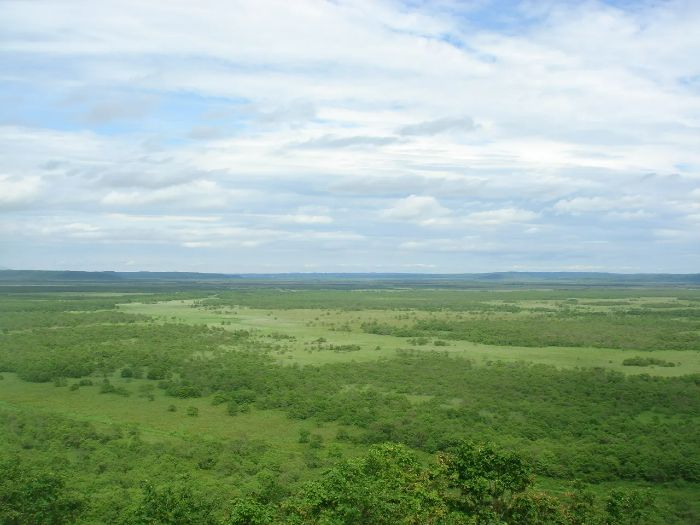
<box><xmin>622</xmin><ymin>357</ymin><xmax>675</xmax><ymax>367</ymax></box>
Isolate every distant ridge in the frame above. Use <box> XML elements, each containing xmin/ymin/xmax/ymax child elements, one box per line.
<box><xmin>233</xmin><ymin>272</ymin><xmax>700</xmax><ymax>288</ymax></box>
<box><xmin>0</xmin><ymin>269</ymin><xmax>699</xmax><ymax>287</ymax></box>
<box><xmin>0</xmin><ymin>270</ymin><xmax>239</xmax><ymax>283</ymax></box>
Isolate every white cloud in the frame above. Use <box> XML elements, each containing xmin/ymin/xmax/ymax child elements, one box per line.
<box><xmin>100</xmin><ymin>180</ymin><xmax>244</xmax><ymax>209</ymax></box>
<box><xmin>381</xmin><ymin>195</ymin><xmax>451</xmax><ymax>224</ymax></box>
<box><xmin>398</xmin><ymin>117</ymin><xmax>477</xmax><ymax>136</ymax></box>
<box><xmin>464</xmin><ymin>208</ymin><xmax>538</xmax><ymax>226</ymax></box>
<box><xmin>0</xmin><ymin>1</ymin><xmax>698</xmax><ymax>271</ymax></box>
<box><xmin>0</xmin><ymin>175</ymin><xmax>42</xmax><ymax>208</ymax></box>
<box><xmin>381</xmin><ymin>197</ymin><xmax>538</xmax><ymax>228</ymax></box>
<box><xmin>653</xmin><ymin>227</ymin><xmax>700</xmax><ymax>242</ymax></box>
<box><xmin>276</xmin><ymin>214</ymin><xmax>333</xmax><ymax>225</ymax></box>
<box><xmin>399</xmin><ymin>237</ymin><xmax>502</xmax><ymax>253</ymax></box>
<box><xmin>553</xmin><ymin>195</ymin><xmax>648</xmax><ymax>215</ymax></box>
<box><xmin>607</xmin><ymin>210</ymin><xmax>653</xmax><ymax>221</ymax></box>
<box><xmin>295</xmin><ymin>135</ymin><xmax>399</xmax><ymax>149</ymax></box>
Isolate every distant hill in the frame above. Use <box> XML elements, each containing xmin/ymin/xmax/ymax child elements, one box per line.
<box><xmin>0</xmin><ymin>269</ymin><xmax>698</xmax><ymax>288</ymax></box>
<box><xmin>236</xmin><ymin>271</ymin><xmax>700</xmax><ymax>285</ymax></box>
<box><xmin>0</xmin><ymin>270</ymin><xmax>238</xmax><ymax>283</ymax></box>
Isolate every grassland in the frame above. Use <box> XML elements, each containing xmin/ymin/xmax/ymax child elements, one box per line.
<box><xmin>0</xmin><ymin>373</ymin><xmax>352</xmax><ymax>451</ymax></box>
<box><xmin>121</xmin><ymin>297</ymin><xmax>700</xmax><ymax>374</ymax></box>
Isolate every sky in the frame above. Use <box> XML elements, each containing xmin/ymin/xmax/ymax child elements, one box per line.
<box><xmin>1</xmin><ymin>0</ymin><xmax>699</xmax><ymax>273</ymax></box>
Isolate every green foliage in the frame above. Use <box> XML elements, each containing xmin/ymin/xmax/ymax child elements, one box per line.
<box><xmin>440</xmin><ymin>441</ymin><xmax>532</xmax><ymax>521</ymax></box>
<box><xmin>508</xmin><ymin>492</ymin><xmax>569</xmax><ymax>525</ymax></box>
<box><xmin>163</xmin><ymin>381</ymin><xmax>203</xmax><ymax>398</ymax></box>
<box><xmin>0</xmin><ymin>457</ymin><xmax>83</xmax><ymax>524</ymax></box>
<box><xmin>203</xmin><ymin>287</ymin><xmax>700</xmax><ymax>313</ymax></box>
<box><xmin>227</xmin><ymin>498</ymin><xmax>274</xmax><ymax>525</ymax></box>
<box><xmin>284</xmin><ymin>443</ymin><xmax>448</xmax><ymax>524</ymax></box>
<box><xmin>147</xmin><ymin>367</ymin><xmax>168</xmax><ymax>380</ymax></box>
<box><xmin>100</xmin><ymin>378</ymin><xmax>130</xmax><ymax>396</ymax></box>
<box><xmin>1</xmin><ymin>288</ymin><xmax>699</xmax><ymax>523</ymax></box>
<box><xmin>308</xmin><ymin>434</ymin><xmax>323</xmax><ymax>449</ymax></box>
<box><xmin>362</xmin><ymin>313</ymin><xmax>700</xmax><ymax>350</ymax></box>
<box><xmin>128</xmin><ymin>479</ymin><xmax>218</xmax><ymax>525</ymax></box>
<box><xmin>211</xmin><ymin>392</ymin><xmax>229</xmax><ymax>405</ymax></box>
<box><xmin>0</xmin><ymin>405</ymin><xmax>678</xmax><ymax>524</ymax></box>
<box><xmin>283</xmin><ymin>441</ymin><xmax>660</xmax><ymax>524</ymax></box>
<box><xmin>605</xmin><ymin>489</ymin><xmax>658</xmax><ymax>525</ymax></box>
<box><xmin>623</xmin><ymin>357</ymin><xmax>676</xmax><ymax>367</ymax></box>
<box><xmin>0</xmin><ymin>408</ymin><xmax>277</xmax><ymax>523</ymax></box>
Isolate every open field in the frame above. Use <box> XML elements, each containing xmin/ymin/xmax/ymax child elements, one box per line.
<box><xmin>0</xmin><ymin>373</ymin><xmax>355</xmax><ymax>451</ymax></box>
<box><xmin>121</xmin><ymin>295</ymin><xmax>700</xmax><ymax>374</ymax></box>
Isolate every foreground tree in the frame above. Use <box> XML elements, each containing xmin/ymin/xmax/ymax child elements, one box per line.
<box><xmin>283</xmin><ymin>443</ymin><xmax>450</xmax><ymax>524</ymax></box>
<box><xmin>0</xmin><ymin>458</ymin><xmax>83</xmax><ymax>525</ymax></box>
<box><xmin>439</xmin><ymin>441</ymin><xmax>532</xmax><ymax>521</ymax></box>
<box><xmin>276</xmin><ymin>441</ymin><xmax>659</xmax><ymax>525</ymax></box>
<box><xmin>127</xmin><ymin>478</ymin><xmax>218</xmax><ymax>525</ymax></box>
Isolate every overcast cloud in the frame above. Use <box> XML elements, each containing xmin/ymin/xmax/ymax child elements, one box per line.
<box><xmin>1</xmin><ymin>0</ymin><xmax>699</xmax><ymax>272</ymax></box>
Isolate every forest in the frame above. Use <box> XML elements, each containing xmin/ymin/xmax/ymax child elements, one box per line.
<box><xmin>1</xmin><ymin>277</ymin><xmax>699</xmax><ymax>523</ymax></box>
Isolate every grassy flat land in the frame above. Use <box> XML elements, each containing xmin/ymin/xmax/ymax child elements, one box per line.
<box><xmin>0</xmin><ymin>373</ymin><xmax>352</xmax><ymax>452</ymax></box>
<box><xmin>121</xmin><ymin>299</ymin><xmax>700</xmax><ymax>375</ymax></box>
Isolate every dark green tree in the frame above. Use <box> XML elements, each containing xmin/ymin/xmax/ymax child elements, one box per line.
<box><xmin>129</xmin><ymin>479</ymin><xmax>217</xmax><ymax>525</ymax></box>
<box><xmin>226</xmin><ymin>498</ymin><xmax>274</xmax><ymax>525</ymax></box>
<box><xmin>439</xmin><ymin>441</ymin><xmax>532</xmax><ymax>522</ymax></box>
<box><xmin>284</xmin><ymin>443</ymin><xmax>450</xmax><ymax>524</ymax></box>
<box><xmin>0</xmin><ymin>458</ymin><xmax>83</xmax><ymax>525</ymax></box>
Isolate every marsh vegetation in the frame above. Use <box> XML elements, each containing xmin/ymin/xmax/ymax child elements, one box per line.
<box><xmin>1</xmin><ymin>283</ymin><xmax>699</xmax><ymax>523</ymax></box>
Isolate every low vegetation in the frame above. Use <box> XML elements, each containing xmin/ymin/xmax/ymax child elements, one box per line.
<box><xmin>1</xmin><ymin>284</ymin><xmax>699</xmax><ymax>522</ymax></box>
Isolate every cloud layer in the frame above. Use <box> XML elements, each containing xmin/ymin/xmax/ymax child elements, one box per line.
<box><xmin>1</xmin><ymin>0</ymin><xmax>699</xmax><ymax>272</ymax></box>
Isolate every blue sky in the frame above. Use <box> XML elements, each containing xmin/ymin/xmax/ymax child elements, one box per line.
<box><xmin>1</xmin><ymin>0</ymin><xmax>699</xmax><ymax>273</ymax></box>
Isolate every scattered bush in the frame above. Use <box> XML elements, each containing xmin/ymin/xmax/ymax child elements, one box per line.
<box><xmin>623</xmin><ymin>357</ymin><xmax>676</xmax><ymax>367</ymax></box>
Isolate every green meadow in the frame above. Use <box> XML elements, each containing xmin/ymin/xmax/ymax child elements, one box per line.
<box><xmin>121</xmin><ymin>297</ymin><xmax>700</xmax><ymax>374</ymax></box>
<box><xmin>0</xmin><ymin>373</ymin><xmax>351</xmax><ymax>451</ymax></box>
